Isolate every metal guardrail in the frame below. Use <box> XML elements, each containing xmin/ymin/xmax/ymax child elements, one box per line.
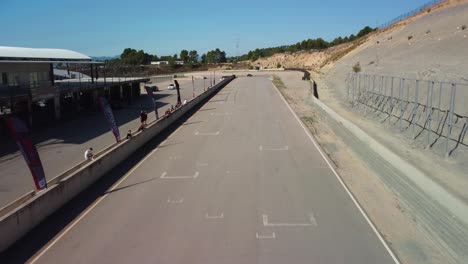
<box><xmin>346</xmin><ymin>73</ymin><xmax>468</xmax><ymax>156</ymax></box>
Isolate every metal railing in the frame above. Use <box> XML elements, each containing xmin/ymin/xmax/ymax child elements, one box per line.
<box><xmin>346</xmin><ymin>73</ymin><xmax>468</xmax><ymax>156</ymax></box>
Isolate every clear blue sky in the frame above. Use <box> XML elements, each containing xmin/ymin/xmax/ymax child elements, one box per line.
<box><xmin>1</xmin><ymin>0</ymin><xmax>434</xmax><ymax>57</ymax></box>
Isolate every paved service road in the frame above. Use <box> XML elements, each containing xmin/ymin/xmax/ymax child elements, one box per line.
<box><xmin>28</xmin><ymin>77</ymin><xmax>398</xmax><ymax>264</ymax></box>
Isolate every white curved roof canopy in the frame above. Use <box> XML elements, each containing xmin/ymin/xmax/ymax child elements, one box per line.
<box><xmin>0</xmin><ymin>46</ymin><xmax>92</xmax><ymax>62</ymax></box>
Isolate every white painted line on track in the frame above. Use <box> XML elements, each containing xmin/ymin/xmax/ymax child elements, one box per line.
<box><xmin>29</xmin><ymin>122</ymin><xmax>188</xmax><ymax>264</ymax></box>
<box><xmin>160</xmin><ymin>171</ymin><xmax>199</xmax><ymax>179</ymax></box>
<box><xmin>271</xmin><ymin>82</ymin><xmax>401</xmax><ymax>264</ymax></box>
<box><xmin>205</xmin><ymin>212</ymin><xmax>224</xmax><ymax>219</ymax></box>
<box><xmin>167</xmin><ymin>198</ymin><xmax>184</xmax><ymax>204</ymax></box>
<box><xmin>259</xmin><ymin>145</ymin><xmax>289</xmax><ymax>151</ymax></box>
<box><xmin>210</xmin><ymin>112</ymin><xmax>232</xmax><ymax>116</ymax></box>
<box><xmin>256</xmin><ymin>232</ymin><xmax>276</xmax><ymax>239</ymax></box>
<box><xmin>195</xmin><ymin>131</ymin><xmax>220</xmax><ymax>136</ymax></box>
<box><xmin>262</xmin><ymin>214</ymin><xmax>317</xmax><ymax>227</ymax></box>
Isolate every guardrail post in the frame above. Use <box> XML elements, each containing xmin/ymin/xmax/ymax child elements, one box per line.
<box><xmin>446</xmin><ymin>84</ymin><xmax>456</xmax><ymax>156</ymax></box>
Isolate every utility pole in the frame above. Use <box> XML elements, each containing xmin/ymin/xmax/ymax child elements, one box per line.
<box><xmin>192</xmin><ymin>76</ymin><xmax>195</xmax><ymax>98</ymax></box>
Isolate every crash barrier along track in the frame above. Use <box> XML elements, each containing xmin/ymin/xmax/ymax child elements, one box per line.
<box><xmin>346</xmin><ymin>73</ymin><xmax>468</xmax><ymax>156</ymax></box>
<box><xmin>0</xmin><ymin>76</ymin><xmax>236</xmax><ymax>253</ymax></box>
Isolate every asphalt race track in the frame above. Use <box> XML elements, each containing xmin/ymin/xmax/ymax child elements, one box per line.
<box><xmin>12</xmin><ymin>76</ymin><xmax>397</xmax><ymax>264</ymax></box>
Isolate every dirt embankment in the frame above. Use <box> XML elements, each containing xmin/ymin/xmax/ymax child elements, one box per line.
<box><xmin>253</xmin><ymin>0</ymin><xmax>468</xmax><ymax>85</ymax></box>
<box><xmin>252</xmin><ymin>43</ymin><xmax>355</xmax><ymax>72</ymax></box>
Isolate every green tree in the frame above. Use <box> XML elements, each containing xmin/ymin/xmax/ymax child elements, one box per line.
<box><xmin>357</xmin><ymin>26</ymin><xmax>376</xmax><ymax>38</ymax></box>
<box><xmin>205</xmin><ymin>48</ymin><xmax>227</xmax><ymax>63</ymax></box>
<box><xmin>189</xmin><ymin>50</ymin><xmax>198</xmax><ymax>63</ymax></box>
<box><xmin>180</xmin><ymin>50</ymin><xmax>189</xmax><ymax>63</ymax></box>
<box><xmin>120</xmin><ymin>48</ymin><xmax>152</xmax><ymax>65</ymax></box>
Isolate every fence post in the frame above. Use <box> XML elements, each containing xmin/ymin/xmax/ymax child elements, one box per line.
<box><xmin>413</xmin><ymin>80</ymin><xmax>419</xmax><ymax>138</ymax></box>
<box><xmin>372</xmin><ymin>75</ymin><xmax>376</xmax><ymax>94</ymax></box>
<box><xmin>353</xmin><ymin>74</ymin><xmax>356</xmax><ymax>102</ymax></box>
<box><xmin>437</xmin><ymin>82</ymin><xmax>442</xmax><ymax>123</ymax></box>
<box><xmin>389</xmin><ymin>77</ymin><xmax>394</xmax><ymax>124</ymax></box>
<box><xmin>399</xmin><ymin>78</ymin><xmax>404</xmax><ymax>130</ymax></box>
<box><xmin>382</xmin><ymin>76</ymin><xmax>386</xmax><ymax>111</ymax></box>
<box><xmin>347</xmin><ymin>73</ymin><xmax>350</xmax><ymax>101</ymax></box>
<box><xmin>446</xmin><ymin>84</ymin><xmax>456</xmax><ymax>156</ymax></box>
<box><xmin>427</xmin><ymin>81</ymin><xmax>434</xmax><ymax>146</ymax></box>
<box><xmin>357</xmin><ymin>74</ymin><xmax>361</xmax><ymax>108</ymax></box>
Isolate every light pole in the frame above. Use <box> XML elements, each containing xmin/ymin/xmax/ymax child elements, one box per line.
<box><xmin>192</xmin><ymin>76</ymin><xmax>195</xmax><ymax>98</ymax></box>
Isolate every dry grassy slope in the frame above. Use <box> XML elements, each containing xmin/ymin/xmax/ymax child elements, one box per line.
<box><xmin>255</xmin><ymin>0</ymin><xmax>468</xmax><ymax>112</ymax></box>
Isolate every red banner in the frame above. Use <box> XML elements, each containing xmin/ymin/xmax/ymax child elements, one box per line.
<box><xmin>144</xmin><ymin>86</ymin><xmax>159</xmax><ymax>119</ymax></box>
<box><xmin>6</xmin><ymin>117</ymin><xmax>47</xmax><ymax>190</ymax></box>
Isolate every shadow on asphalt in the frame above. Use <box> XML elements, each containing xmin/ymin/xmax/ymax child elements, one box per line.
<box><xmin>0</xmin><ymin>86</ymin><xmax>223</xmax><ymax>263</ymax></box>
<box><xmin>0</xmin><ymin>94</ymin><xmax>174</xmax><ymax>160</ymax></box>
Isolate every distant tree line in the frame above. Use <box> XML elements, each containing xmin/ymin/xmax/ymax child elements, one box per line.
<box><xmin>236</xmin><ymin>26</ymin><xmax>377</xmax><ymax>61</ymax></box>
<box><xmin>103</xmin><ymin>26</ymin><xmax>376</xmax><ymax>67</ymax></box>
<box><xmin>105</xmin><ymin>47</ymin><xmax>228</xmax><ymax>67</ymax></box>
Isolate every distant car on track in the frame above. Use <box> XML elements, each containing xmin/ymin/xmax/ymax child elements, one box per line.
<box><xmin>168</xmin><ymin>84</ymin><xmax>176</xmax><ymax>90</ymax></box>
<box><xmin>247</xmin><ymin>74</ymin><xmax>253</xmax><ymax>77</ymax></box>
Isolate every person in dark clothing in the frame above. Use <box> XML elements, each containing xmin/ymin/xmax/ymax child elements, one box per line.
<box><xmin>174</xmin><ymin>80</ymin><xmax>181</xmax><ymax>105</ymax></box>
<box><xmin>140</xmin><ymin>110</ymin><xmax>145</xmax><ymax>124</ymax></box>
<box><xmin>142</xmin><ymin>111</ymin><xmax>148</xmax><ymax>125</ymax></box>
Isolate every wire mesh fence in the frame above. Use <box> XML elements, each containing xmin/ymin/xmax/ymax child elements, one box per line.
<box><xmin>346</xmin><ymin>73</ymin><xmax>468</xmax><ymax>156</ymax></box>
<box><xmin>377</xmin><ymin>0</ymin><xmax>444</xmax><ymax>30</ymax></box>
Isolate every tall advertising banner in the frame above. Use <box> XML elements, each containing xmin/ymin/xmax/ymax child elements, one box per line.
<box><xmin>98</xmin><ymin>97</ymin><xmax>120</xmax><ymax>142</ymax></box>
<box><xmin>144</xmin><ymin>86</ymin><xmax>159</xmax><ymax>119</ymax></box>
<box><xmin>5</xmin><ymin>117</ymin><xmax>47</xmax><ymax>190</ymax></box>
